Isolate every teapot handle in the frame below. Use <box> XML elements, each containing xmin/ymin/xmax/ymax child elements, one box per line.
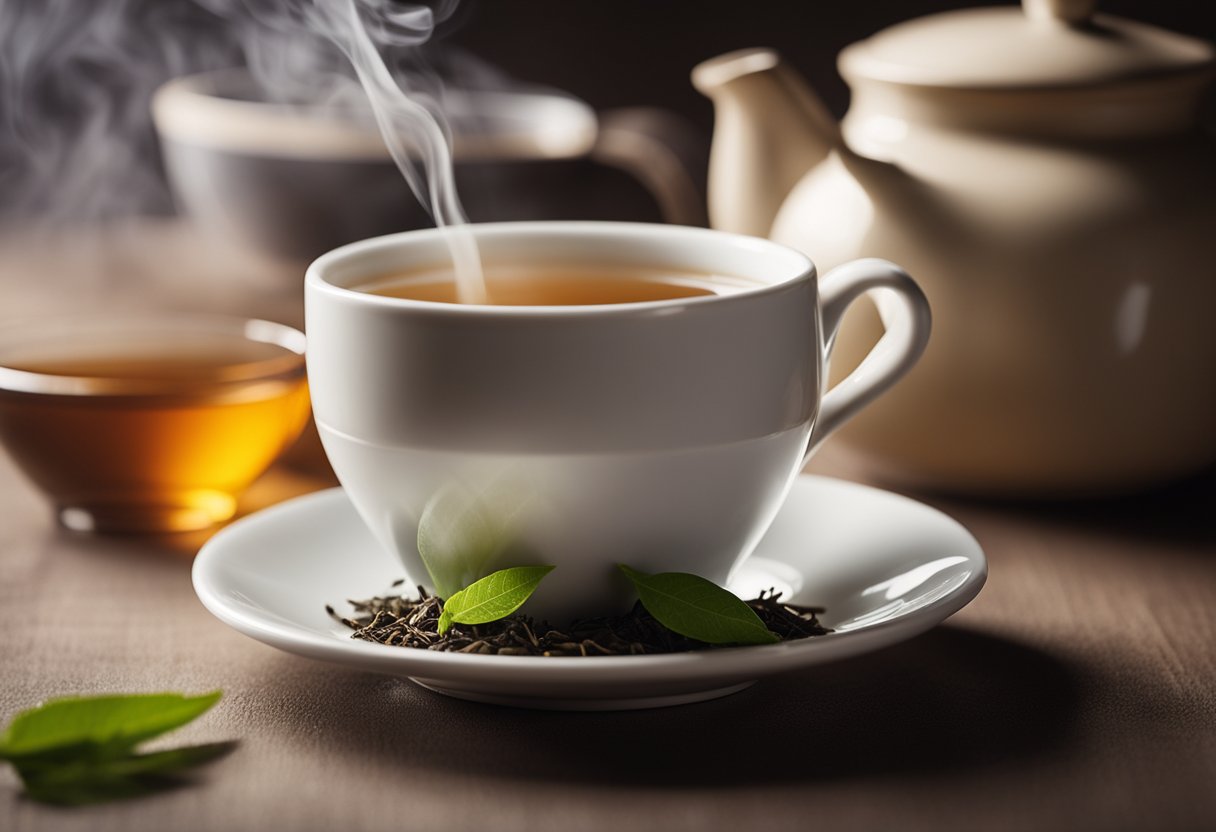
<box><xmin>591</xmin><ymin>108</ymin><xmax>709</xmax><ymax>227</ymax></box>
<box><xmin>805</xmin><ymin>258</ymin><xmax>932</xmax><ymax>464</ymax></box>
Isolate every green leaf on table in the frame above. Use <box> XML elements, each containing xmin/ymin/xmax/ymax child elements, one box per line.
<box><xmin>16</xmin><ymin>742</ymin><xmax>238</xmax><ymax>806</ymax></box>
<box><xmin>0</xmin><ymin>691</ymin><xmax>222</xmax><ymax>762</ymax></box>
<box><xmin>0</xmin><ymin>691</ymin><xmax>233</xmax><ymax>806</ymax></box>
<box><xmin>438</xmin><ymin>565</ymin><xmax>555</xmax><ymax>634</ymax></box>
<box><xmin>618</xmin><ymin>565</ymin><xmax>780</xmax><ymax>645</ymax></box>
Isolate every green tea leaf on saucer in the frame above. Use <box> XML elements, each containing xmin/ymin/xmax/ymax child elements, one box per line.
<box><xmin>437</xmin><ymin>606</ymin><xmax>455</xmax><ymax>636</ymax></box>
<box><xmin>0</xmin><ymin>691</ymin><xmax>222</xmax><ymax>762</ymax></box>
<box><xmin>16</xmin><ymin>741</ymin><xmax>237</xmax><ymax>806</ymax></box>
<box><xmin>439</xmin><ymin>565</ymin><xmax>555</xmax><ymax>634</ymax></box>
<box><xmin>618</xmin><ymin>565</ymin><xmax>780</xmax><ymax>645</ymax></box>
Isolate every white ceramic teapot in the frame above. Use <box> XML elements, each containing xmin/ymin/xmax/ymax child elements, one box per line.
<box><xmin>694</xmin><ymin>0</ymin><xmax>1216</xmax><ymax>496</ymax></box>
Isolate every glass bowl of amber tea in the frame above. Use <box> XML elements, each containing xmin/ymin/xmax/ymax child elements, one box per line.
<box><xmin>0</xmin><ymin>315</ymin><xmax>309</xmax><ymax>533</ymax></box>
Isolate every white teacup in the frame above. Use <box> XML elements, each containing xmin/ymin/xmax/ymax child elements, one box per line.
<box><xmin>305</xmin><ymin>222</ymin><xmax>930</xmax><ymax>620</ymax></box>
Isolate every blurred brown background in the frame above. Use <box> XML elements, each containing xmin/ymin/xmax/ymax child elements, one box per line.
<box><xmin>2</xmin><ymin>0</ymin><xmax>1212</xmax><ymax>225</ymax></box>
<box><xmin>445</xmin><ymin>0</ymin><xmax>1216</xmax><ymax>131</ymax></box>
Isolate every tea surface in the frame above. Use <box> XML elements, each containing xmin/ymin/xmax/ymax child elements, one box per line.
<box><xmin>3</xmin><ymin>336</ymin><xmax>299</xmax><ymax>383</ymax></box>
<box><xmin>354</xmin><ymin>263</ymin><xmax>756</xmax><ymax>306</ymax></box>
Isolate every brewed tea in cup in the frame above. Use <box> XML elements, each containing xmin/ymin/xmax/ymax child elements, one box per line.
<box><xmin>354</xmin><ymin>263</ymin><xmax>746</xmax><ymax>305</ymax></box>
<box><xmin>0</xmin><ymin>316</ymin><xmax>309</xmax><ymax>533</ymax></box>
<box><xmin>306</xmin><ymin>222</ymin><xmax>930</xmax><ymax>619</ymax></box>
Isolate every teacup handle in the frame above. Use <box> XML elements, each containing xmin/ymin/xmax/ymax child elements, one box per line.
<box><xmin>805</xmin><ymin>258</ymin><xmax>932</xmax><ymax>464</ymax></box>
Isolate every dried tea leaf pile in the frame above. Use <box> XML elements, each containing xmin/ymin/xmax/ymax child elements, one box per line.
<box><xmin>327</xmin><ymin>581</ymin><xmax>831</xmax><ymax>657</ymax></box>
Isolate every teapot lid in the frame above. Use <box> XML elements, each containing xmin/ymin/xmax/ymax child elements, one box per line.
<box><xmin>839</xmin><ymin>0</ymin><xmax>1214</xmax><ymax>89</ymax></box>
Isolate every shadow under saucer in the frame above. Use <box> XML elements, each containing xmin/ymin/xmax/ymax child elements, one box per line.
<box><xmin>253</xmin><ymin>625</ymin><xmax>1079</xmax><ymax>787</ymax></box>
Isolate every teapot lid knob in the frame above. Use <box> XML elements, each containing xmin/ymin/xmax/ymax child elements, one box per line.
<box><xmin>1022</xmin><ymin>0</ymin><xmax>1098</xmax><ymax>26</ymax></box>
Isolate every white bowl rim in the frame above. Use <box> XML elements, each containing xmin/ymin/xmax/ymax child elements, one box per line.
<box><xmin>151</xmin><ymin>67</ymin><xmax>599</xmax><ymax>162</ymax></box>
<box><xmin>304</xmin><ymin>221</ymin><xmax>817</xmax><ymax>318</ymax></box>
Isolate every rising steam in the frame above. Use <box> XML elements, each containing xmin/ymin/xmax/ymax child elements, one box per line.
<box><xmin>1</xmin><ymin>0</ymin><xmax>486</xmax><ymax>302</ymax></box>
<box><xmin>0</xmin><ymin>0</ymin><xmax>239</xmax><ymax>222</ymax></box>
<box><xmin>306</xmin><ymin>0</ymin><xmax>485</xmax><ymax>300</ymax></box>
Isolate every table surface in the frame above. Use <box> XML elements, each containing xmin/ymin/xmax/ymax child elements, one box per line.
<box><xmin>2</xmin><ymin>223</ymin><xmax>1215</xmax><ymax>832</ymax></box>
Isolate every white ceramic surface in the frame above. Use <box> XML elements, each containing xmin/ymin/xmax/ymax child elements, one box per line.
<box><xmin>192</xmin><ymin>475</ymin><xmax>986</xmax><ymax>710</ymax></box>
<box><xmin>305</xmin><ymin>222</ymin><xmax>930</xmax><ymax>620</ymax></box>
<box><xmin>152</xmin><ymin>70</ymin><xmax>599</xmax><ymax>162</ymax></box>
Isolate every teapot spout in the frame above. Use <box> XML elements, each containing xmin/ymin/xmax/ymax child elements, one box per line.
<box><xmin>693</xmin><ymin>48</ymin><xmax>840</xmax><ymax>237</ymax></box>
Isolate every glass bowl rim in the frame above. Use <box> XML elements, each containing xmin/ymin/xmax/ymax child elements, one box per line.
<box><xmin>0</xmin><ymin>314</ymin><xmax>306</xmax><ymax>397</ymax></box>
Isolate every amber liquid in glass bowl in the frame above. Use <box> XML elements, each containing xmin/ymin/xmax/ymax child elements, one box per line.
<box><xmin>0</xmin><ymin>317</ymin><xmax>310</xmax><ymax>533</ymax></box>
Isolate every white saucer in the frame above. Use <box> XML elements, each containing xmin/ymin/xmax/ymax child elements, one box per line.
<box><xmin>192</xmin><ymin>476</ymin><xmax>986</xmax><ymax>710</ymax></box>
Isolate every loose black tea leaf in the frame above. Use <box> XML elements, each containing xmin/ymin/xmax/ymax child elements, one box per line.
<box><xmin>329</xmin><ymin>584</ymin><xmax>830</xmax><ymax>656</ymax></box>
